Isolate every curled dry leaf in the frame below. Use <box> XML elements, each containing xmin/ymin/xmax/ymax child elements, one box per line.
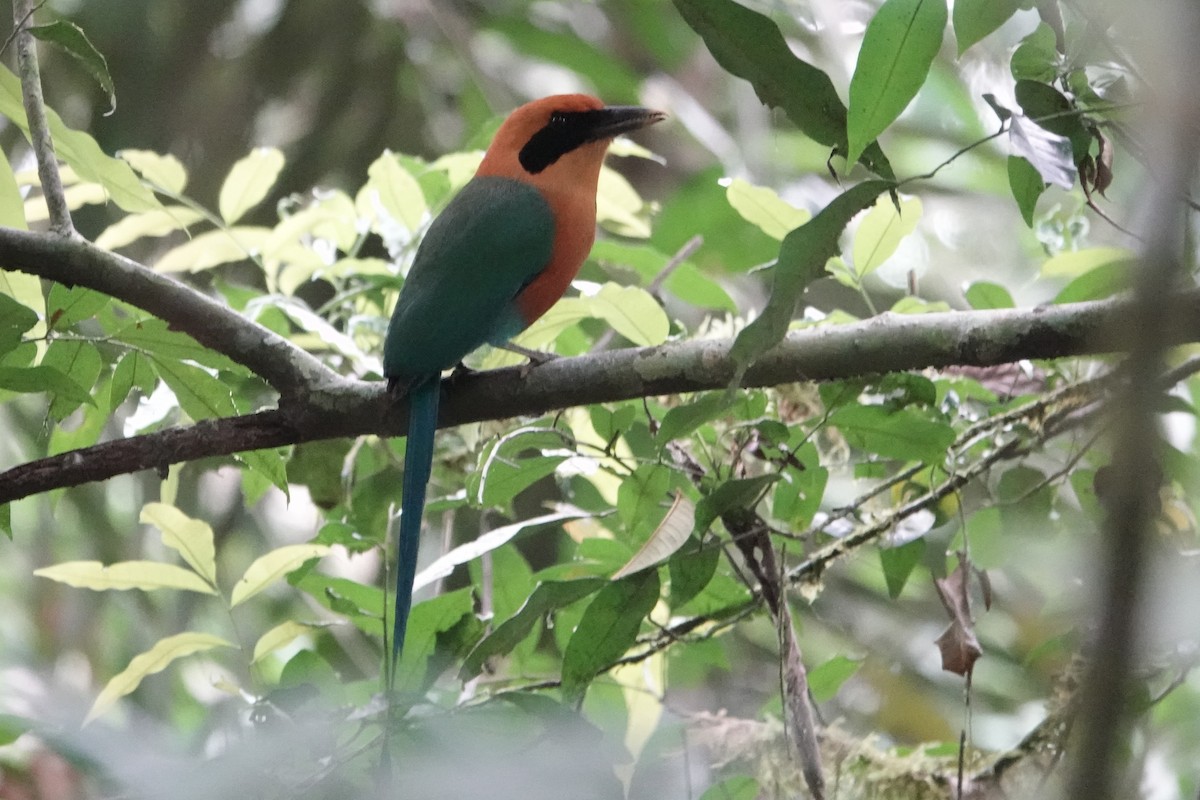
<box><xmin>933</xmin><ymin>555</ymin><xmax>986</xmax><ymax>677</ymax></box>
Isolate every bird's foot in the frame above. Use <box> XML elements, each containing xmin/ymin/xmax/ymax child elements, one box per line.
<box><xmin>499</xmin><ymin>342</ymin><xmax>558</xmax><ymax>366</ymax></box>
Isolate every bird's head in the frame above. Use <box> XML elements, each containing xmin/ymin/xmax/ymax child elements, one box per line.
<box><xmin>477</xmin><ymin>94</ymin><xmax>665</xmax><ymax>188</ymax></box>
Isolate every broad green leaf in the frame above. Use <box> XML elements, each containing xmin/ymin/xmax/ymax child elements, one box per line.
<box><xmin>880</xmin><ymin>537</ymin><xmax>926</xmax><ymax>597</ymax></box>
<box><xmin>0</xmin><ymin>147</ymin><xmax>26</xmax><ymax>228</ymax></box>
<box><xmin>28</xmin><ymin>21</ymin><xmax>114</xmax><ymax>113</ymax></box>
<box><xmin>95</xmin><ymin>206</ymin><xmax>204</xmax><ymax>250</ymax></box>
<box><xmin>0</xmin><ymin>713</ymin><xmax>31</xmax><ymax>746</ymax></box>
<box><xmin>237</xmin><ymin>449</ymin><xmax>290</xmax><ymax>497</ymax></box>
<box><xmin>1053</xmin><ymin>262</ymin><xmax>1131</xmax><ymax>304</ymax></box>
<box><xmin>808</xmin><ymin>655</ymin><xmax>863</xmax><ymax>702</ymax></box>
<box><xmin>109</xmin><ymin>351</ymin><xmax>156</xmax><ymax>410</ymax></box>
<box><xmin>0</xmin><ymin>292</ymin><xmax>37</xmax><ymax>356</ymax></box>
<box><xmin>827</xmin><ymin>404</ymin><xmax>955</xmax><ymax>462</ymax></box>
<box><xmin>1014</xmin><ymin>80</ymin><xmax>1089</xmax><ymax>158</ymax></box>
<box><xmin>846</xmin><ymin>0</ymin><xmax>948</xmax><ymax>166</ymax></box>
<box><xmin>598</xmin><ymin>166</ymin><xmax>652</xmax><ymax>238</ymax></box>
<box><xmin>953</xmin><ymin>0</ymin><xmax>1022</xmax><ymax>55</ymax></box>
<box><xmin>561</xmin><ymin>568</ymin><xmax>660</xmax><ymax>703</ymax></box>
<box><xmin>468</xmin><ymin>429</ymin><xmax>570</xmax><ymax>509</ymax></box>
<box><xmin>219</xmin><ymin>147</ymin><xmax>284</xmax><ymax>224</ymax></box>
<box><xmin>39</xmin><ymin>339</ymin><xmax>102</xmax><ymax>419</ymax></box>
<box><xmin>613</xmin><ymin>492</ymin><xmax>696</xmax><ymax>578</ymax></box>
<box><xmin>667</xmin><ymin>536</ymin><xmax>720</xmax><ymax>608</ymax></box>
<box><xmin>0</xmin><ymin>65</ymin><xmax>158</xmax><ymax>212</ymax></box>
<box><xmin>699</xmin><ymin>777</ymin><xmax>758</xmax><ymax>800</ymax></box>
<box><xmin>46</xmin><ymin>284</ymin><xmax>108</xmax><ymax>330</ymax></box>
<box><xmin>359</xmin><ymin>150</ymin><xmax>427</xmax><ymax>233</ymax></box>
<box><xmin>154</xmin><ymin>226</ymin><xmax>271</xmax><ymax>272</ymax></box>
<box><xmin>0</xmin><ymin>365</ymin><xmax>94</xmax><ymax>406</ymax></box>
<box><xmin>1010</xmin><ymin>23</ymin><xmax>1060</xmax><ymax>82</ymax></box>
<box><xmin>852</xmin><ymin>194</ymin><xmax>922</xmax><ymax>277</ymax></box>
<box><xmin>730</xmin><ymin>181</ymin><xmax>893</xmax><ymax>377</ymax></box>
<box><xmin>673</xmin><ymin>0</ymin><xmax>893</xmax><ymax>177</ymax></box>
<box><xmin>617</xmin><ymin>464</ymin><xmax>673</xmax><ymax>537</ymax></box>
<box><xmin>584</xmin><ymin>283</ymin><xmax>670</xmax><ymax>347</ymax></box>
<box><xmin>1006</xmin><ymin>155</ymin><xmax>1046</xmax><ymax>226</ymax></box>
<box><xmin>24</xmin><ymin>182</ymin><xmax>107</xmax><ymax>221</ymax></box>
<box><xmin>1040</xmin><ymin>246</ymin><xmax>1135</xmax><ymax>279</ymax></box>
<box><xmin>140</xmin><ymin>502</ymin><xmax>217</xmax><ymax>585</ymax></box>
<box><xmin>230</xmin><ymin>544</ymin><xmax>330</xmax><ymax>607</ymax></box>
<box><xmin>33</xmin><ymin>560</ymin><xmax>215</xmax><ymax>594</ymax></box>
<box><xmin>154</xmin><ymin>358</ymin><xmax>236</xmax><ymax>421</ymax></box>
<box><xmin>964</xmin><ymin>281</ymin><xmax>1015</xmax><ymax>310</ymax></box>
<box><xmin>694</xmin><ymin>474</ymin><xmax>780</xmax><ymax>535</ymax></box>
<box><xmin>85</xmin><ymin>632</ymin><xmax>233</xmax><ymax>724</ymax></box>
<box><xmin>115</xmin><ymin>318</ymin><xmax>243</xmax><ymax>374</ymax></box>
<box><xmin>0</xmin><ymin>270</ymin><xmax>43</xmax><ymax>339</ymax></box>
<box><xmin>658</xmin><ymin>392</ymin><xmax>735</xmax><ymax>443</ymax></box>
<box><xmin>252</xmin><ymin>621</ymin><xmax>315</xmax><ymax>664</ymax></box>
<box><xmin>393</xmin><ymin>588</ymin><xmax>475</xmax><ymax>686</ymax></box>
<box><xmin>724</xmin><ymin>178</ymin><xmax>810</xmax><ymax>240</ymax></box>
<box><xmin>460</xmin><ymin>578</ymin><xmax>607</xmax><ymax>680</ymax></box>
<box><xmin>118</xmin><ymin>149</ymin><xmax>187</xmax><ymax>194</ymax></box>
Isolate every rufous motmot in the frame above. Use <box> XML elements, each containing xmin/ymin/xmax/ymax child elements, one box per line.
<box><xmin>383</xmin><ymin>94</ymin><xmax>665</xmax><ymax>673</ymax></box>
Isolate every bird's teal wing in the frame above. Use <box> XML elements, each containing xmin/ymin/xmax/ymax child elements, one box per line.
<box><xmin>383</xmin><ymin>176</ymin><xmax>555</xmax><ymax>382</ymax></box>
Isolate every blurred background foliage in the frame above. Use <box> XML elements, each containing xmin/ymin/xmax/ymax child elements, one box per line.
<box><xmin>1</xmin><ymin>1</ymin><xmax>1197</xmax><ymax>799</ymax></box>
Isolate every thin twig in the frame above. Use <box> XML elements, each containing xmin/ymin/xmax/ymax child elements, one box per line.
<box><xmin>12</xmin><ymin>0</ymin><xmax>73</xmax><ymax>237</ymax></box>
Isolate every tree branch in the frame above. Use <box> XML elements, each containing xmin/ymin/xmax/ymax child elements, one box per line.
<box><xmin>11</xmin><ymin>0</ymin><xmax>72</xmax><ymax>237</ymax></box>
<box><xmin>0</xmin><ymin>227</ymin><xmax>344</xmax><ymax>399</ymax></box>
<box><xmin>5</xmin><ymin>290</ymin><xmax>1200</xmax><ymax>506</ymax></box>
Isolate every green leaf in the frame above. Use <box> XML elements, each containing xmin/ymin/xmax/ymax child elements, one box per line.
<box><xmin>694</xmin><ymin>474</ymin><xmax>780</xmax><ymax>535</ymax></box>
<box><xmin>46</xmin><ymin>284</ymin><xmax>108</xmax><ymax>331</ymax></box>
<box><xmin>154</xmin><ymin>358</ymin><xmax>236</xmax><ymax>421</ymax></box>
<box><xmin>85</xmin><ymin>632</ymin><xmax>234</xmax><ymax>724</ymax></box>
<box><xmin>358</xmin><ymin>150</ymin><xmax>427</xmax><ymax>233</ymax></box>
<box><xmin>394</xmin><ymin>587</ymin><xmax>475</xmax><ymax>687</ymax></box>
<box><xmin>852</xmin><ymin>193</ymin><xmax>922</xmax><ymax>278</ymax></box>
<box><xmin>237</xmin><ymin>448</ymin><xmax>290</xmax><ymax>496</ymax></box>
<box><xmin>561</xmin><ymin>569</ymin><xmax>660</xmax><ymax>703</ymax></box>
<box><xmin>0</xmin><ymin>147</ymin><xmax>26</xmax><ymax>229</ymax></box>
<box><xmin>219</xmin><ymin>148</ymin><xmax>284</xmax><ymax>224</ymax></box>
<box><xmin>467</xmin><ymin>428</ymin><xmax>569</xmax><ymax>509</ymax></box>
<box><xmin>0</xmin><ymin>65</ymin><xmax>158</xmax><ymax>212</ymax></box>
<box><xmin>1040</xmin><ymin>246</ymin><xmax>1135</xmax><ymax>279</ymax></box>
<box><xmin>808</xmin><ymin>655</ymin><xmax>863</xmax><ymax>702</ymax></box>
<box><xmin>118</xmin><ymin>149</ymin><xmax>187</xmax><ymax>194</ymax></box>
<box><xmin>699</xmin><ymin>776</ymin><xmax>758</xmax><ymax>800</ymax></box>
<box><xmin>880</xmin><ymin>537</ymin><xmax>926</xmax><ymax>597</ymax></box>
<box><xmin>115</xmin><ymin>318</ymin><xmax>243</xmax><ymax>373</ymax></box>
<box><xmin>28</xmin><ymin>20</ymin><xmax>115</xmax><ymax>113</ymax></box>
<box><xmin>668</xmin><ymin>536</ymin><xmax>720</xmax><ymax>608</ymax></box>
<box><xmin>0</xmin><ymin>292</ymin><xmax>37</xmax><ymax>356</ymax></box>
<box><xmin>154</xmin><ymin>226</ymin><xmax>271</xmax><ymax>272</ymax></box>
<box><xmin>1053</xmin><ymin>261</ymin><xmax>1131</xmax><ymax>304</ymax></box>
<box><xmin>109</xmin><ymin>351</ymin><xmax>157</xmax><ymax>410</ymax></box>
<box><xmin>230</xmin><ymin>544</ymin><xmax>330</xmax><ymax>607</ymax></box>
<box><xmin>658</xmin><ymin>392</ymin><xmax>735</xmax><ymax>444</ymax></box>
<box><xmin>0</xmin><ymin>365</ymin><xmax>94</xmax><ymax>406</ymax></box>
<box><xmin>33</xmin><ymin>560</ymin><xmax>216</xmax><ymax>594</ymax></box>
<box><xmin>730</xmin><ymin>180</ymin><xmax>893</xmax><ymax>377</ymax></box>
<box><xmin>1006</xmin><ymin>155</ymin><xmax>1047</xmax><ymax>226</ymax></box>
<box><xmin>724</xmin><ymin>178</ymin><xmax>810</xmax><ymax>240</ymax></box>
<box><xmin>252</xmin><ymin>621</ymin><xmax>316</xmax><ymax>664</ymax></box>
<box><xmin>140</xmin><ymin>502</ymin><xmax>217</xmax><ymax>585</ymax></box>
<box><xmin>460</xmin><ymin>578</ymin><xmax>607</xmax><ymax>680</ymax></box>
<box><xmin>1010</xmin><ymin>23</ymin><xmax>1060</xmax><ymax>82</ymax></box>
<box><xmin>672</xmin><ymin>0</ymin><xmax>893</xmax><ymax>177</ymax></box>
<box><xmin>95</xmin><ymin>206</ymin><xmax>205</xmax><ymax>250</ymax></box>
<box><xmin>953</xmin><ymin>0</ymin><xmax>1022</xmax><ymax>55</ymax></box>
<box><xmin>1014</xmin><ymin>80</ymin><xmax>1089</xmax><ymax>158</ymax></box>
<box><xmin>613</xmin><ymin>492</ymin><xmax>696</xmax><ymax>578</ymax></box>
<box><xmin>828</xmin><ymin>404</ymin><xmax>955</xmax><ymax>462</ymax></box>
<box><xmin>617</xmin><ymin>464</ymin><xmax>673</xmax><ymax>537</ymax></box>
<box><xmin>0</xmin><ymin>713</ymin><xmax>32</xmax><ymax>746</ymax></box>
<box><xmin>964</xmin><ymin>281</ymin><xmax>1015</xmax><ymax>310</ymax></box>
<box><xmin>584</xmin><ymin>283</ymin><xmax>670</xmax><ymax>347</ymax></box>
<box><xmin>846</xmin><ymin>0</ymin><xmax>948</xmax><ymax>165</ymax></box>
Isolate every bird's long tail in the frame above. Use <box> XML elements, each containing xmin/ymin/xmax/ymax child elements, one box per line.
<box><xmin>390</xmin><ymin>376</ymin><xmax>440</xmax><ymax>684</ymax></box>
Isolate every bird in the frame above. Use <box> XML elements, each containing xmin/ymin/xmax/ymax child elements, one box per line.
<box><xmin>383</xmin><ymin>94</ymin><xmax>665</xmax><ymax>676</ymax></box>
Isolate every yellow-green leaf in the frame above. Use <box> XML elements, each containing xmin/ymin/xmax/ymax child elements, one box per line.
<box><xmin>33</xmin><ymin>560</ymin><xmax>216</xmax><ymax>594</ymax></box>
<box><xmin>119</xmin><ymin>149</ymin><xmax>187</xmax><ymax>194</ymax></box>
<box><xmin>1040</xmin><ymin>246</ymin><xmax>1135</xmax><ymax>279</ymax></box>
<box><xmin>24</xmin><ymin>182</ymin><xmax>108</xmax><ymax>222</ymax></box>
<box><xmin>725</xmin><ymin>178</ymin><xmax>810</xmax><ymax>240</ymax></box>
<box><xmin>583</xmin><ymin>283</ymin><xmax>670</xmax><ymax>347</ymax></box>
<box><xmin>852</xmin><ymin>194</ymin><xmax>922</xmax><ymax>277</ymax></box>
<box><xmin>230</xmin><ymin>544</ymin><xmax>330</xmax><ymax>607</ymax></box>
<box><xmin>597</xmin><ymin>166</ymin><xmax>651</xmax><ymax>238</ymax></box>
<box><xmin>140</xmin><ymin>502</ymin><xmax>216</xmax><ymax>585</ymax></box>
<box><xmin>85</xmin><ymin>632</ymin><xmax>233</xmax><ymax>724</ymax></box>
<box><xmin>359</xmin><ymin>150</ymin><xmax>426</xmax><ymax>233</ymax></box>
<box><xmin>95</xmin><ymin>206</ymin><xmax>205</xmax><ymax>250</ymax></box>
<box><xmin>612</xmin><ymin>492</ymin><xmax>696</xmax><ymax>579</ymax></box>
<box><xmin>251</xmin><ymin>621</ymin><xmax>314</xmax><ymax>664</ymax></box>
<box><xmin>218</xmin><ymin>147</ymin><xmax>285</xmax><ymax>224</ymax></box>
<box><xmin>154</xmin><ymin>227</ymin><xmax>271</xmax><ymax>272</ymax></box>
<box><xmin>0</xmin><ymin>147</ymin><xmax>26</xmax><ymax>229</ymax></box>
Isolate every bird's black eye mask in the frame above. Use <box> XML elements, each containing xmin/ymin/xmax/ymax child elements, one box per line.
<box><xmin>518</xmin><ymin>106</ymin><xmax>660</xmax><ymax>174</ymax></box>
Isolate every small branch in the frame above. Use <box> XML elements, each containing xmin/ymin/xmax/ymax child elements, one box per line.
<box><xmin>12</xmin><ymin>0</ymin><xmax>72</xmax><ymax>237</ymax></box>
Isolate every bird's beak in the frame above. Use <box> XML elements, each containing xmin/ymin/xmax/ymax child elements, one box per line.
<box><xmin>585</xmin><ymin>106</ymin><xmax>667</xmax><ymax>141</ymax></box>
